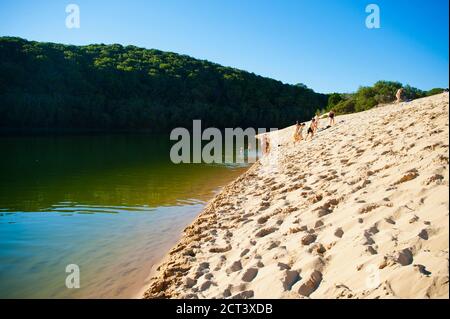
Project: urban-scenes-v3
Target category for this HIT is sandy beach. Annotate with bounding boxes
[143,93,449,299]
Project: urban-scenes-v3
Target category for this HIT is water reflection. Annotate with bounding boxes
[0,134,249,298]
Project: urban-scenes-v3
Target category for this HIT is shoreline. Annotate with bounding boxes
[138,162,262,298]
[142,93,449,299]
[134,173,254,299]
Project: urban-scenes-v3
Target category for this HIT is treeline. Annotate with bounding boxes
[322,81,445,115]
[0,37,328,132]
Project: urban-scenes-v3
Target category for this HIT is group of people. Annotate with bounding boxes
[293,110,335,143]
[260,110,336,156]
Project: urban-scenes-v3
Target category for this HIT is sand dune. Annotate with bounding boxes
[143,92,449,299]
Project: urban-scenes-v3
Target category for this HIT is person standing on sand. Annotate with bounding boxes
[262,134,271,155]
[328,110,335,126]
[313,115,320,133]
[293,121,305,144]
[261,135,267,155]
[396,88,404,103]
[299,123,305,141]
[306,118,315,141]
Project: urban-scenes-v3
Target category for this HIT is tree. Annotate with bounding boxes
[327,93,344,110]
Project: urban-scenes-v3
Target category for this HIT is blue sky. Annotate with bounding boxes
[0,0,448,93]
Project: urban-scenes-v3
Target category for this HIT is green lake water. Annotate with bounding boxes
[0,134,251,298]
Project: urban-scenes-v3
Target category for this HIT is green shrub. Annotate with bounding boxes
[426,88,445,96]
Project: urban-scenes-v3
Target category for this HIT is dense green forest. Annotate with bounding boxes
[0,37,444,132]
[0,37,328,132]
[322,81,445,115]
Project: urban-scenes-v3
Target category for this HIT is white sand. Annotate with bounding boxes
[143,93,449,299]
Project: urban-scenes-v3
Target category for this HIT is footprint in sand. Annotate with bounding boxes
[297,270,323,297]
[309,243,326,255]
[314,220,324,228]
[282,270,301,291]
[184,277,197,288]
[231,290,254,299]
[241,268,258,282]
[314,198,339,217]
[393,169,419,185]
[277,262,291,270]
[200,280,213,291]
[259,201,271,211]
[301,233,317,245]
[255,227,278,238]
[227,260,243,273]
[358,203,380,214]
[361,230,375,246]
[366,246,378,255]
[263,240,280,250]
[414,264,432,276]
[409,215,420,223]
[257,215,270,224]
[240,248,250,257]
[334,227,344,238]
[394,248,414,266]
[209,245,232,253]
[418,229,429,240]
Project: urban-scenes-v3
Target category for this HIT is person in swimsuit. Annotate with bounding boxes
[293,121,305,144]
[262,134,271,155]
[329,110,335,126]
[313,115,320,133]
[265,135,271,154]
[306,118,315,141]
[396,88,404,103]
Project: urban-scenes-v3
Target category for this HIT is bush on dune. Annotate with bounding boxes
[326,80,444,115]
[426,88,445,96]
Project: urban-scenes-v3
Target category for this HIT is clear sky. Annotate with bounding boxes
[0,0,448,93]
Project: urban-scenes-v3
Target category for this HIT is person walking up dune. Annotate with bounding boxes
[262,134,271,155]
[396,88,404,103]
[329,110,335,126]
[306,118,315,141]
[293,121,305,144]
[313,115,320,133]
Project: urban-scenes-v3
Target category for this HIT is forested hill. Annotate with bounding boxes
[0,37,328,132]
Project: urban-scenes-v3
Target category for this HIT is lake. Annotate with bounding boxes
[0,134,252,298]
